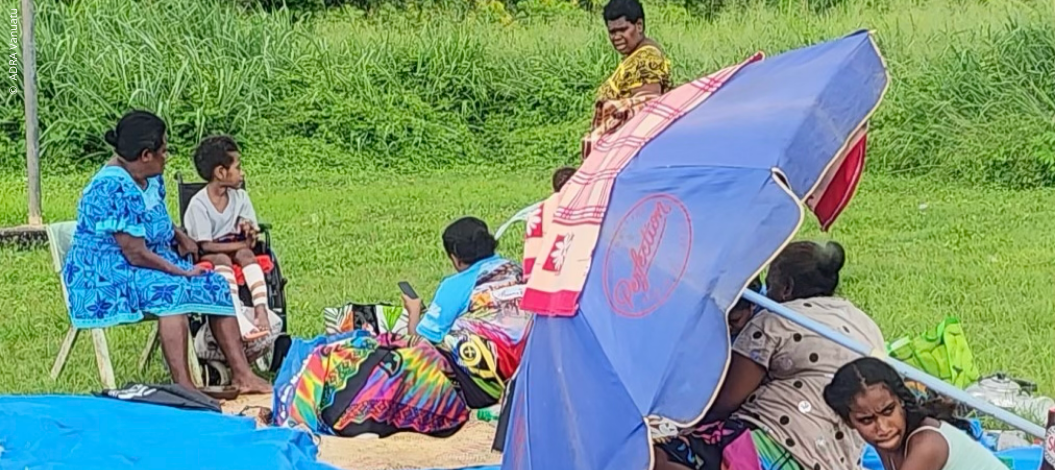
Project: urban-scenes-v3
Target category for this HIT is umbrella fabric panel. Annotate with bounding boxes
[0,395,336,470]
[578,168,802,422]
[504,312,652,470]
[635,29,887,201]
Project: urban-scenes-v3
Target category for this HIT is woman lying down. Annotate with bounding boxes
[273,217,530,437]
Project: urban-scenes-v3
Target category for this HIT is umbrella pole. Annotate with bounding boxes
[741,290,1045,439]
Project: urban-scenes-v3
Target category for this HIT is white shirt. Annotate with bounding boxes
[184,187,258,242]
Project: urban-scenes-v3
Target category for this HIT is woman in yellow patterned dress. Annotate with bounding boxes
[583,0,673,159]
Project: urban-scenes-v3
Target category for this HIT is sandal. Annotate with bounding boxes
[242,328,270,342]
[200,385,240,401]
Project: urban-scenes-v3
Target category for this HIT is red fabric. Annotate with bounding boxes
[497,339,522,380]
[805,126,868,231]
[195,254,274,286]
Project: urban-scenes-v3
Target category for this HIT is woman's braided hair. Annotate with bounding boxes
[823,357,973,439]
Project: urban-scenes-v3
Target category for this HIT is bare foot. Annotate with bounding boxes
[233,374,272,395]
[253,306,271,333]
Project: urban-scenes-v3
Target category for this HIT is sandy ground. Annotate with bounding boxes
[221,394,501,470]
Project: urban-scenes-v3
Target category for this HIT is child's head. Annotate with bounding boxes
[194,135,243,186]
[552,166,576,193]
[823,357,970,452]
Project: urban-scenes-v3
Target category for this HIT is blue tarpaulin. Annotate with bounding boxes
[0,395,339,470]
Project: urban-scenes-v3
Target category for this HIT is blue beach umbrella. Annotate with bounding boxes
[503,31,889,470]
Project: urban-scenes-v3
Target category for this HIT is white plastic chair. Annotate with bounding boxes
[494,200,544,242]
[47,221,202,389]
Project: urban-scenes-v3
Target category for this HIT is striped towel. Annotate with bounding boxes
[520,53,764,317]
[522,192,560,282]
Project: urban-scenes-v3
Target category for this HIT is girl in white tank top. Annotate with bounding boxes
[823,357,1008,470]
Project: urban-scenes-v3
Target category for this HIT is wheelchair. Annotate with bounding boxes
[174,173,291,378]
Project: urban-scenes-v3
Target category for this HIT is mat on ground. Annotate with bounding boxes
[0,395,339,470]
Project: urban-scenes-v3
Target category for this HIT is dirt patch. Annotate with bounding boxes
[221,394,501,470]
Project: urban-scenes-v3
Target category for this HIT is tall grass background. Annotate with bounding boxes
[1,0,1053,187]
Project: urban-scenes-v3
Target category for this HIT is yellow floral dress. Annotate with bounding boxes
[583,44,672,159]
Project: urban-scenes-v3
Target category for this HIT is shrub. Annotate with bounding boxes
[2,0,1053,187]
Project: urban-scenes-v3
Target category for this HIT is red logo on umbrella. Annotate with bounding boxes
[603,194,692,318]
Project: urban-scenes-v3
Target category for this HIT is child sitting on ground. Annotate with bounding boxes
[185,135,271,341]
[552,166,576,192]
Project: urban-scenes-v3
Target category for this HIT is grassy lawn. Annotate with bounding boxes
[0,170,1052,395]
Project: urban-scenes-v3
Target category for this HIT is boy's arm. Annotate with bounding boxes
[239,190,259,229]
[186,202,251,255]
[200,240,253,255]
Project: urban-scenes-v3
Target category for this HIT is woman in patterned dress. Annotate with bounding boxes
[62,110,270,394]
[583,0,673,159]
[655,241,886,470]
[274,217,530,438]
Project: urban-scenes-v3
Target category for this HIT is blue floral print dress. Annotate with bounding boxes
[62,166,236,329]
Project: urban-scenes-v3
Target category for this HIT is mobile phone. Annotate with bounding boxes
[398,281,419,300]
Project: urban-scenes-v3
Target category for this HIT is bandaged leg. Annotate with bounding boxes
[210,264,258,340]
[241,262,271,334]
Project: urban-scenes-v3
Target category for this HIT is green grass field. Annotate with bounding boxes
[1,170,1052,395]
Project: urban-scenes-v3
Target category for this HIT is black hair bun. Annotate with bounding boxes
[472,226,498,253]
[817,240,846,275]
[104,129,118,148]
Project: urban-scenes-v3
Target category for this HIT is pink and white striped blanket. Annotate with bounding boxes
[520,53,764,317]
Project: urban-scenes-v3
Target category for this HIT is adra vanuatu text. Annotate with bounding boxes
[8,9,17,93]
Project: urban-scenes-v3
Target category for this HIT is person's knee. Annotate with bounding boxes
[158,314,189,329]
[204,253,233,267]
[233,248,256,267]
[209,314,227,324]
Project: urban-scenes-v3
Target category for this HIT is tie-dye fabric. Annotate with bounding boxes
[274,330,468,437]
[274,258,529,437]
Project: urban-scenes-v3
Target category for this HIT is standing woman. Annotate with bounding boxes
[62,110,270,394]
[582,0,672,159]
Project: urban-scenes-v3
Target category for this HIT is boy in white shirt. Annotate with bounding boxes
[185,136,270,341]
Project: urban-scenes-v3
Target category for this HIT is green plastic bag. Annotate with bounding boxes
[886,317,980,389]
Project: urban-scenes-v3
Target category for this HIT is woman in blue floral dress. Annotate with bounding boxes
[63,110,270,393]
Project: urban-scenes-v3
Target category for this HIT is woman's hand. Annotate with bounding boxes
[116,232,194,276]
[174,230,199,258]
[182,266,207,277]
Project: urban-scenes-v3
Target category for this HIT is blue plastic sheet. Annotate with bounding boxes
[0,395,339,470]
